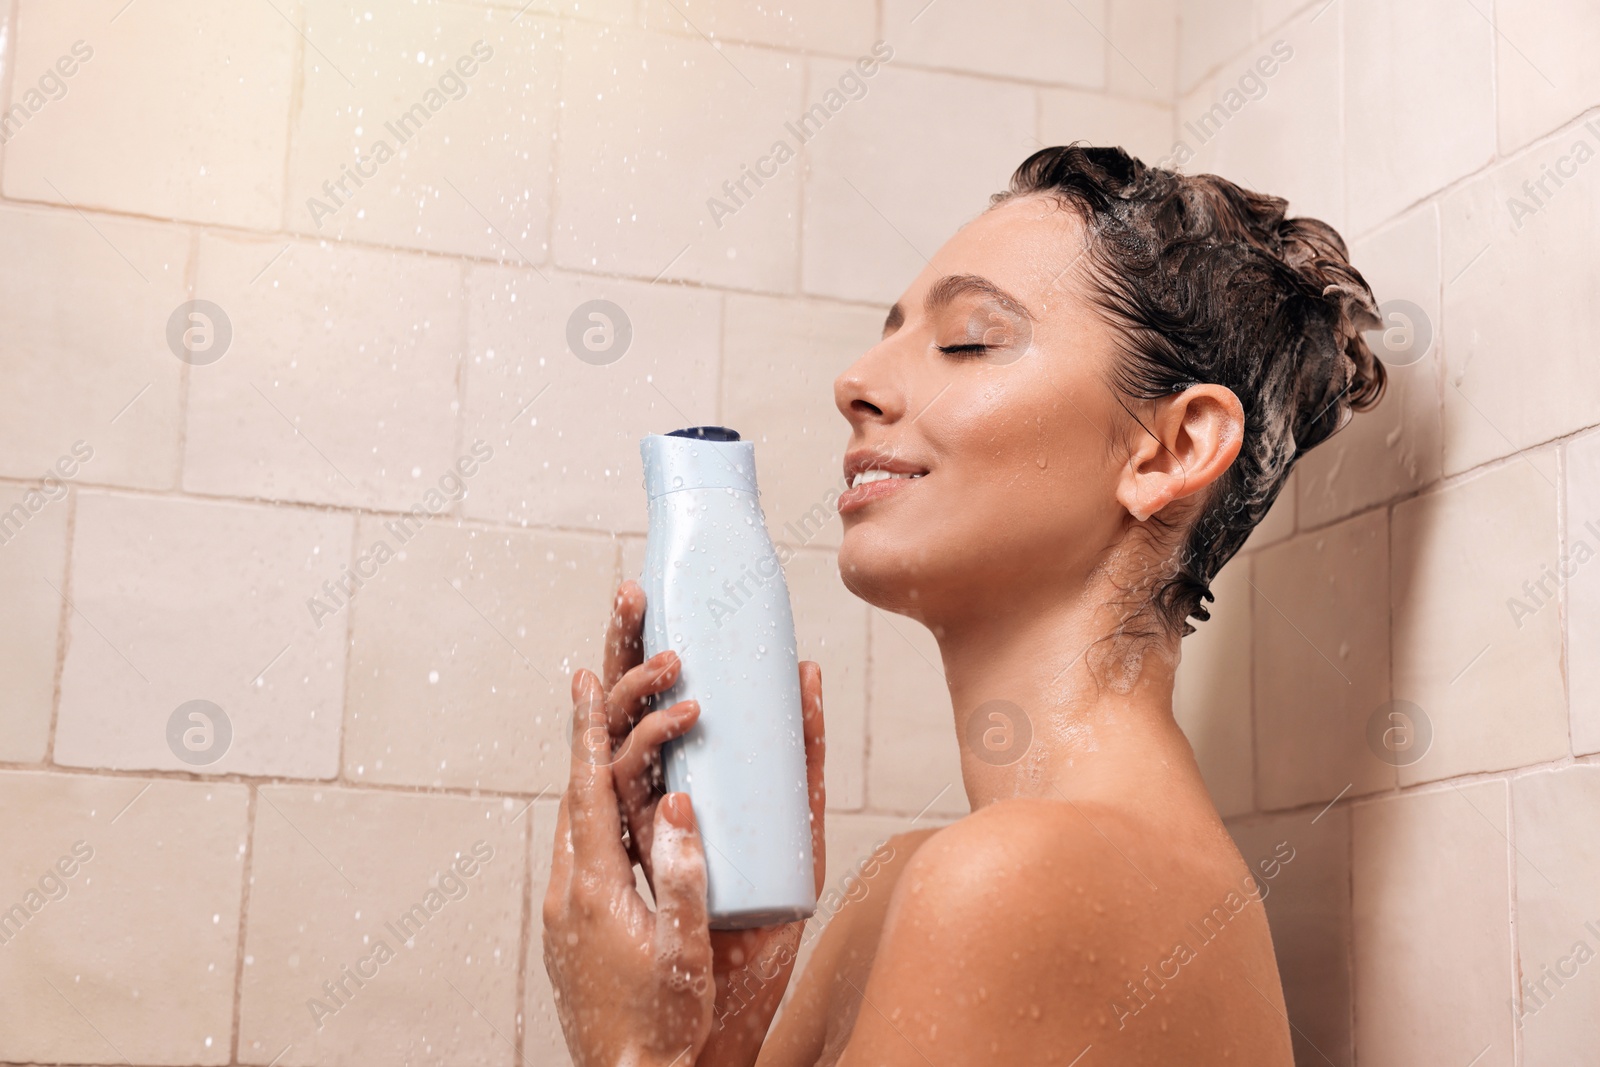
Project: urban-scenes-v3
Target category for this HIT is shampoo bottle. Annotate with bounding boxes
[639,426,816,929]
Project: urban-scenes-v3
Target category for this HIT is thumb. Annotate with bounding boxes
[651,794,712,985]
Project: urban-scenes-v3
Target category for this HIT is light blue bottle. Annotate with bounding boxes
[639,427,816,929]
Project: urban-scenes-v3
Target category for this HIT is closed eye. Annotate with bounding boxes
[937,343,990,358]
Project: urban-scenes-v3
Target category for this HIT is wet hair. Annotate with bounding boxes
[991,145,1385,637]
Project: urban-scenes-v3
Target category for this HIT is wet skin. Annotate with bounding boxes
[543,196,1295,1066]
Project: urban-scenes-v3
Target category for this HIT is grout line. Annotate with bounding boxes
[1505,774,1524,1067]
[451,257,472,521]
[1285,435,1579,542]
[0,756,884,815]
[513,779,537,1067]
[794,53,811,297]
[714,290,728,424]
[0,188,911,313]
[174,226,201,490]
[545,17,565,278]
[333,510,361,787]
[228,785,259,1066]
[0,472,863,553]
[1557,440,1575,761]
[1224,749,1600,828]
[0,0,18,178]
[42,484,78,765]
[278,0,307,237]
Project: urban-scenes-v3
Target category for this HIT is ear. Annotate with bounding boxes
[1115,384,1244,522]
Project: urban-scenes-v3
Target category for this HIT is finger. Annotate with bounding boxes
[799,661,827,896]
[651,793,713,981]
[549,791,574,890]
[603,581,648,690]
[613,700,700,869]
[567,669,633,882]
[606,649,682,737]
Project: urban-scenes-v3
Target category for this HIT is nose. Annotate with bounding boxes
[834,340,906,430]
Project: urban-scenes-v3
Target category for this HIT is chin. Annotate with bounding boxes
[836,520,944,622]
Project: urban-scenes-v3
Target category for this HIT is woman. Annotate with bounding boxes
[542,145,1384,1066]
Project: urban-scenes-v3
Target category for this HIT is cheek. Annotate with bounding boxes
[926,375,1120,547]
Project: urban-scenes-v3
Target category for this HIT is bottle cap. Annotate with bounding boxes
[666,426,741,442]
[641,429,758,498]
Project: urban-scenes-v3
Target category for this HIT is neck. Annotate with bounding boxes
[928,582,1188,810]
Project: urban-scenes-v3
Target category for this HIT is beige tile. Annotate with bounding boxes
[1351,782,1513,1067]
[1243,468,1297,552]
[0,772,248,1066]
[0,481,70,762]
[1254,509,1394,809]
[1108,0,1177,104]
[1173,559,1254,817]
[237,785,526,1067]
[1391,461,1566,784]
[1229,807,1352,1067]
[1495,0,1600,154]
[286,3,560,259]
[0,204,187,491]
[1178,7,1344,234]
[1177,0,1254,93]
[882,0,1106,88]
[525,800,573,1067]
[1343,0,1494,236]
[1038,88,1174,166]
[1439,118,1600,475]
[1511,765,1600,1061]
[784,549,867,811]
[721,294,879,551]
[867,609,966,817]
[1567,429,1600,755]
[461,266,719,531]
[54,490,351,778]
[801,62,1034,304]
[620,535,647,588]
[344,517,615,793]
[4,0,294,229]
[183,234,464,511]
[1255,0,1316,35]
[1298,205,1443,527]
[553,24,805,293]
[472,0,631,22]
[641,0,875,54]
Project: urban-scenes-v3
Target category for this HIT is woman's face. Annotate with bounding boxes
[833,195,1137,625]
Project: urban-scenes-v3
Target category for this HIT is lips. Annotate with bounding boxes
[839,448,929,515]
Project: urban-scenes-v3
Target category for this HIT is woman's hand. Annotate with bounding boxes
[542,581,828,1067]
[542,656,712,1067]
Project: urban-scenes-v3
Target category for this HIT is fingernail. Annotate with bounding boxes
[664,792,693,826]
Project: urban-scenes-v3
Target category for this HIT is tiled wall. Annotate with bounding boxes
[0,1,1175,1064]
[1170,1,1600,1064]
[1,0,1593,1065]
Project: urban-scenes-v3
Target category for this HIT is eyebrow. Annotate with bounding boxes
[882,273,1036,334]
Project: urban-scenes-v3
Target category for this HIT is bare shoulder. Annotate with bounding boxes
[833,797,1296,1066]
